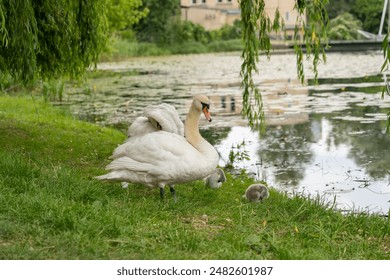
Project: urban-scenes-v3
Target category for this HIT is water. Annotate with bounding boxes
[63,52,390,215]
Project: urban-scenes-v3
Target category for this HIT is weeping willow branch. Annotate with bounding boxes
[240,0,260,130]
[240,0,284,130]
[0,2,9,46]
[294,0,329,83]
[0,0,107,83]
[239,0,329,130]
[380,32,390,133]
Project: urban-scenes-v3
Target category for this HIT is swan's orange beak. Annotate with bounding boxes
[203,107,212,122]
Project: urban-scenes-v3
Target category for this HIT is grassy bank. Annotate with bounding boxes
[99,36,243,61]
[0,93,389,259]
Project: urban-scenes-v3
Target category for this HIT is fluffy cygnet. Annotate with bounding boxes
[205,168,226,189]
[244,183,269,202]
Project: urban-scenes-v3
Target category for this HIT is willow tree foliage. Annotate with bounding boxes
[381,33,390,133]
[240,0,390,132]
[240,0,329,129]
[0,0,107,83]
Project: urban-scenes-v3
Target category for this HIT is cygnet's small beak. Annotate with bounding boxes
[203,107,212,122]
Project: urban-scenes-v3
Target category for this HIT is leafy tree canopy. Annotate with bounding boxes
[351,0,383,34]
[105,0,149,32]
[325,0,354,19]
[133,0,180,44]
[328,12,363,40]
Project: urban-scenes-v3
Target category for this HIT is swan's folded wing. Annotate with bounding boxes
[144,103,184,136]
[127,117,157,138]
[108,131,211,181]
[111,132,195,160]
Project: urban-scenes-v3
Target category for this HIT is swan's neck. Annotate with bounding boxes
[184,104,203,148]
[184,100,219,173]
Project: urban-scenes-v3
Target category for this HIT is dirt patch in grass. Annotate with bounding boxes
[182,214,225,239]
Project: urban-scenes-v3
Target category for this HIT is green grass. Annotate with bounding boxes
[0,93,389,259]
[99,37,243,61]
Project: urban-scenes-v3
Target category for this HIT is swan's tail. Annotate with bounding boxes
[94,170,130,182]
[106,157,150,172]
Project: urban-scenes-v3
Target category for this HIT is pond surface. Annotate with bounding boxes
[64,52,390,215]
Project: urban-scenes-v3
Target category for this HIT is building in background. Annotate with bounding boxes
[180,0,240,30]
[180,0,302,39]
[264,0,301,40]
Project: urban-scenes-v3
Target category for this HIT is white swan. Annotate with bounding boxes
[205,168,226,189]
[96,95,219,198]
[124,102,222,192]
[121,103,184,189]
[244,183,270,202]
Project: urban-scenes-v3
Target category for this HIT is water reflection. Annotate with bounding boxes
[63,52,390,215]
[215,115,390,214]
[259,122,315,187]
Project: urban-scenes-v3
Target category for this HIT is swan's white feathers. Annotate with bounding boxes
[95,170,135,182]
[144,103,184,136]
[127,103,184,138]
[105,157,153,172]
[127,117,156,138]
[97,95,219,190]
[101,131,218,187]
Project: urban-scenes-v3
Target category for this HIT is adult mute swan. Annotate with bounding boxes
[124,101,224,192]
[96,95,219,199]
[121,102,184,189]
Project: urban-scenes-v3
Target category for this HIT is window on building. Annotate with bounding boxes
[230,96,235,112]
[218,0,222,3]
[192,0,197,4]
[285,12,290,21]
[202,0,206,3]
[221,96,226,109]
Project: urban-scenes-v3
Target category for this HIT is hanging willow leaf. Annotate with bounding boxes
[0,2,8,47]
[293,0,329,84]
[380,31,390,131]
[387,112,390,133]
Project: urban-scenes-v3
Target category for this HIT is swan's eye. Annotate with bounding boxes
[201,102,210,110]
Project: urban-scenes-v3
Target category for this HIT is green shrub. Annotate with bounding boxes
[167,41,208,54]
[328,12,363,40]
[208,39,243,52]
